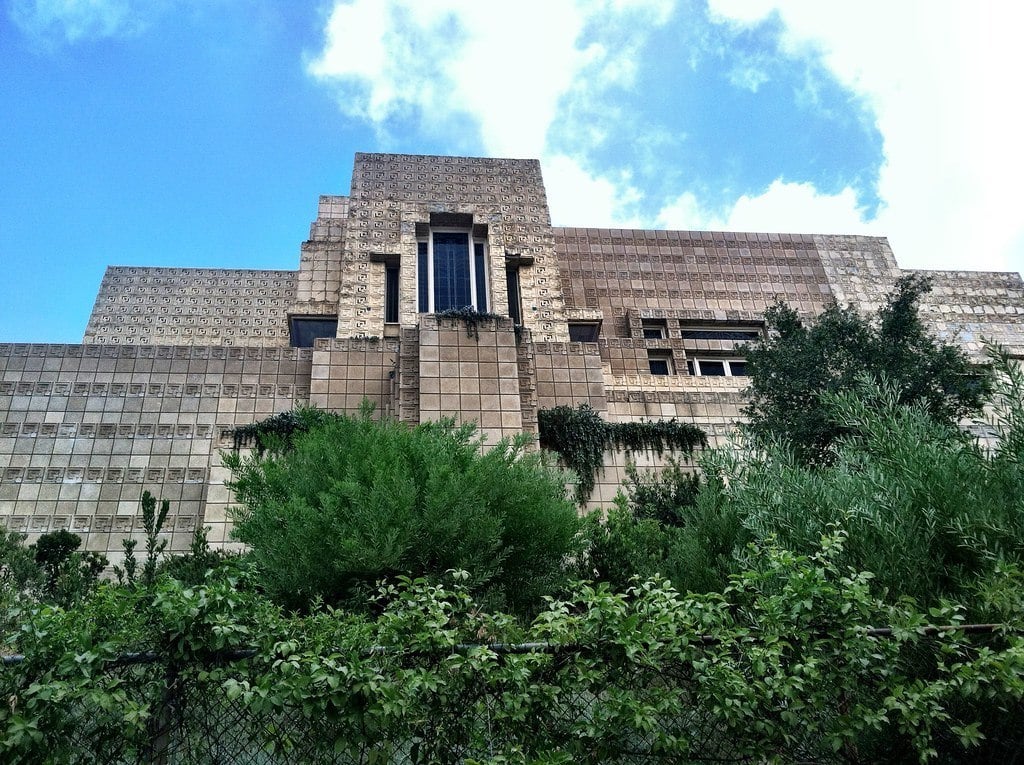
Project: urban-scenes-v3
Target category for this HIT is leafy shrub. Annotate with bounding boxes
[743,274,991,464]
[689,370,1024,616]
[225,408,580,614]
[578,460,741,594]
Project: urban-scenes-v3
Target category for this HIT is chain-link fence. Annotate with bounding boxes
[4,629,1023,764]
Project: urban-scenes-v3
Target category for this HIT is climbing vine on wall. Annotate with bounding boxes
[537,404,707,504]
[231,408,336,454]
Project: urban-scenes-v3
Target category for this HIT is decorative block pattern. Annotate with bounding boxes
[555,228,835,331]
[85,267,296,346]
[0,344,311,556]
[333,154,568,341]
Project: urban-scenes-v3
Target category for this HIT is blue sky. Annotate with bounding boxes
[2,0,1022,343]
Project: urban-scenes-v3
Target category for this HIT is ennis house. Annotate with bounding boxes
[2,153,1023,557]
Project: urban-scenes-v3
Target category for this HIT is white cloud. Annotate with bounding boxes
[657,181,869,237]
[544,154,643,229]
[10,0,160,42]
[308,0,675,157]
[720,181,868,235]
[707,0,1024,273]
[656,190,717,231]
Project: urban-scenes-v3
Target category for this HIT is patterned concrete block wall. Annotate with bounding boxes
[333,154,569,341]
[292,195,348,312]
[415,315,523,444]
[813,235,900,313]
[308,337,399,414]
[555,228,836,334]
[0,344,311,557]
[531,342,606,411]
[85,267,297,347]
[916,269,1024,356]
[584,381,746,509]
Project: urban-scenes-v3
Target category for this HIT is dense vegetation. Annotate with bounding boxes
[225,407,580,615]
[1,284,1023,760]
[742,274,991,464]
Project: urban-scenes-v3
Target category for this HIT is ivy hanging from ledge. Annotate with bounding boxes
[434,307,504,339]
[537,403,707,505]
[231,408,336,454]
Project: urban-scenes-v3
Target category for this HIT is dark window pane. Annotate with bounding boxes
[648,350,672,375]
[385,266,399,323]
[433,232,471,311]
[569,323,599,342]
[474,241,487,312]
[643,328,664,339]
[417,241,429,312]
[729,361,747,376]
[290,317,338,348]
[699,360,726,376]
[680,329,761,341]
[506,268,522,324]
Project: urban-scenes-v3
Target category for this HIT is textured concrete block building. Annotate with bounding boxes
[3,152,1023,558]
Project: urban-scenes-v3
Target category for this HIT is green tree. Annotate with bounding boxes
[225,408,580,614]
[683,356,1024,615]
[742,274,990,464]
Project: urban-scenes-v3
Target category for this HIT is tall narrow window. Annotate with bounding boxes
[417,241,429,313]
[506,267,522,325]
[385,265,399,323]
[417,230,488,313]
[433,232,472,311]
[474,242,488,312]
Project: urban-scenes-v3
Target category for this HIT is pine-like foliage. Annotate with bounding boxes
[225,409,580,614]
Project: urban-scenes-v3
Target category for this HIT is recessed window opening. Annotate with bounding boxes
[568,322,600,342]
[506,267,523,325]
[687,358,747,376]
[641,319,667,340]
[417,229,488,313]
[385,265,399,323]
[680,325,761,341]
[289,316,338,348]
[647,350,674,375]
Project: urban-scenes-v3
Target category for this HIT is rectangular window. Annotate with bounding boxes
[506,267,522,325]
[568,322,600,342]
[641,319,667,340]
[687,358,747,376]
[417,230,488,313]
[289,317,338,348]
[417,241,429,313]
[680,325,761,341]
[647,350,674,375]
[385,265,399,323]
[474,242,488,313]
[433,232,472,311]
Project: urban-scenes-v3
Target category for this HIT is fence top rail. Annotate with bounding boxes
[0,623,1012,667]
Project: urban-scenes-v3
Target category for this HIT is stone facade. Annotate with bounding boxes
[3,152,1023,558]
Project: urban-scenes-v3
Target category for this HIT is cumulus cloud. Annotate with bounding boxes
[10,0,162,43]
[307,0,1023,274]
[544,154,643,229]
[308,0,675,158]
[707,0,1024,273]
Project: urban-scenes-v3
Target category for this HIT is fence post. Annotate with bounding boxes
[147,660,180,764]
